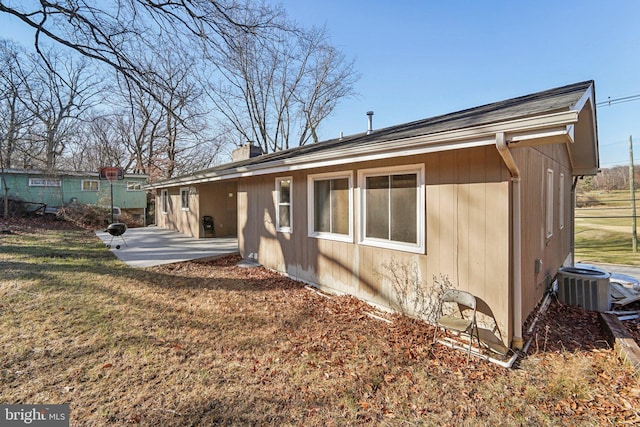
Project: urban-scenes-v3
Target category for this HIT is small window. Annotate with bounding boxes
[180,188,190,210]
[28,178,61,187]
[127,181,142,191]
[308,172,352,241]
[546,169,554,239]
[276,177,292,233]
[161,189,169,214]
[359,165,425,253]
[81,180,99,191]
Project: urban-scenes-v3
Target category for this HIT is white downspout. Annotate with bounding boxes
[496,132,523,350]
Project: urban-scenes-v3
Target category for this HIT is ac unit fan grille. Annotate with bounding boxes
[557,269,610,312]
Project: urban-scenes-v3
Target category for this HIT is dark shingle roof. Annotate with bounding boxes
[152,80,596,187]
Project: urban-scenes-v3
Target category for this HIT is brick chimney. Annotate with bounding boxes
[232,143,263,162]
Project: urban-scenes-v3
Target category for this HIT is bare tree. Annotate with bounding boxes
[207,23,358,153]
[113,83,164,177]
[0,40,33,168]
[149,47,210,178]
[59,114,126,172]
[293,32,359,146]
[0,1,359,174]
[0,0,285,116]
[20,48,102,170]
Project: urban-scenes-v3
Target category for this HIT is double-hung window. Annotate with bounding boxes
[180,187,190,210]
[82,180,99,191]
[161,189,169,214]
[359,165,425,253]
[546,169,554,239]
[276,177,292,233]
[308,172,352,242]
[127,181,142,191]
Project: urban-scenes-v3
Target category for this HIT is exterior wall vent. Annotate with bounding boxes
[556,266,611,312]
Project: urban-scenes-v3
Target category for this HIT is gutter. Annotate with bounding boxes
[496,132,524,350]
[146,110,579,190]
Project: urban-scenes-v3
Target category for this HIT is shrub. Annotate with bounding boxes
[58,204,143,229]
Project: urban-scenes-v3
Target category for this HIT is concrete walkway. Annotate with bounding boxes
[95,226,238,268]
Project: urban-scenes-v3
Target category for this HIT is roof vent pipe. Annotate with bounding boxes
[366,111,374,135]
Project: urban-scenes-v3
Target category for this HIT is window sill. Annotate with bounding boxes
[309,232,353,243]
[359,237,425,254]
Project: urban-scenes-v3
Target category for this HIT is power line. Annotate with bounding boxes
[597,93,640,107]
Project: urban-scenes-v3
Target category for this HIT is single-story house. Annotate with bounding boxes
[147,81,599,350]
[1,168,148,217]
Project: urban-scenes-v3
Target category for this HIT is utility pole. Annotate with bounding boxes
[630,135,637,252]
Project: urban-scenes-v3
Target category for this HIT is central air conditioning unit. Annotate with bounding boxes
[556,266,611,312]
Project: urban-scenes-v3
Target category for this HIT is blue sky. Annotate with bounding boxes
[278,0,640,168]
[2,1,639,168]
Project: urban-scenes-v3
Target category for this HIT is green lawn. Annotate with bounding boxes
[575,190,640,265]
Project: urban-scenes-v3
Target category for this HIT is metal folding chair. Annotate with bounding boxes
[433,289,480,362]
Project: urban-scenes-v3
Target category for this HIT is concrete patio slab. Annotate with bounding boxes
[95,226,238,268]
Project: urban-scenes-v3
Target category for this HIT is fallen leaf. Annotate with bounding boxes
[101,363,113,369]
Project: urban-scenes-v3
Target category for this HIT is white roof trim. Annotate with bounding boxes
[571,82,595,113]
[149,110,581,188]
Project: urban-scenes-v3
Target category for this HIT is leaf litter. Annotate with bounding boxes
[1,218,640,426]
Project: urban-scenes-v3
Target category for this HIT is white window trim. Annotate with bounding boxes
[546,169,554,239]
[28,178,61,187]
[307,171,353,243]
[81,179,99,191]
[275,176,293,233]
[161,189,169,214]
[357,164,425,254]
[180,187,190,211]
[127,181,142,191]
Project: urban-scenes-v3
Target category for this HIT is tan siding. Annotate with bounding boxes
[198,181,238,237]
[240,145,513,345]
[153,187,200,237]
[514,144,573,321]
[425,148,510,342]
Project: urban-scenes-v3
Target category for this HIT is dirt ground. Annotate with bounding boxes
[2,216,640,426]
[3,214,639,349]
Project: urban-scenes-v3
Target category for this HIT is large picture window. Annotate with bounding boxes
[276,177,292,233]
[308,172,352,241]
[359,165,425,253]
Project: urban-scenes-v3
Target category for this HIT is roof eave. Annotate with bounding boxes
[567,82,599,176]
[147,110,581,189]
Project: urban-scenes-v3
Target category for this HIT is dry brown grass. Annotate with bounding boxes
[2,220,640,426]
